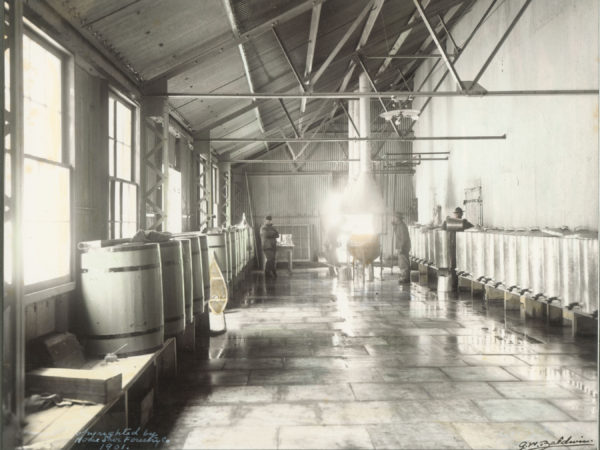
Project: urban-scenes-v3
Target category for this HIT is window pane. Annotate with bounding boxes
[116,100,131,147]
[23,159,70,285]
[122,182,137,227]
[108,97,115,139]
[23,35,62,162]
[116,142,131,180]
[167,168,182,232]
[108,138,115,177]
[114,181,121,223]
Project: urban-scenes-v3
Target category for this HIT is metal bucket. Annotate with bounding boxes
[158,240,186,337]
[79,243,164,356]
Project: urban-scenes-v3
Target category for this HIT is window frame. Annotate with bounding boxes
[108,90,138,239]
[22,25,74,296]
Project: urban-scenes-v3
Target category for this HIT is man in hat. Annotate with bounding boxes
[442,207,474,231]
[392,212,411,283]
[260,215,280,278]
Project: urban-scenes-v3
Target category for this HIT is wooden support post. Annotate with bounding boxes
[471,281,485,298]
[485,285,504,303]
[504,291,521,311]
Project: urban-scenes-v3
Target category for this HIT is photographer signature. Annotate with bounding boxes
[519,435,594,450]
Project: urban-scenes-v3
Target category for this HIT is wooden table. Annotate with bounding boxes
[277,244,294,272]
[22,338,176,449]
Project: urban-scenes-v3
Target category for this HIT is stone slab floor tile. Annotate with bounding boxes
[421,381,502,400]
[474,399,572,422]
[393,399,488,423]
[182,426,278,449]
[367,423,471,449]
[441,366,519,381]
[199,385,279,404]
[379,367,450,383]
[549,398,599,421]
[318,401,400,425]
[461,354,528,366]
[350,382,431,401]
[453,422,557,449]
[233,403,320,427]
[279,384,356,402]
[490,381,585,399]
[278,425,374,449]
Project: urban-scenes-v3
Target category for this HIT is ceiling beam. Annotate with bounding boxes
[146,0,327,83]
[412,0,464,90]
[300,3,322,116]
[311,1,374,86]
[193,101,260,135]
[375,0,431,77]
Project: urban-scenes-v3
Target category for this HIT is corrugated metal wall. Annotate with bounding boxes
[231,101,416,262]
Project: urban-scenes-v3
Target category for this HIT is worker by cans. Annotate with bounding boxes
[392,212,411,283]
[442,206,474,231]
[260,215,280,278]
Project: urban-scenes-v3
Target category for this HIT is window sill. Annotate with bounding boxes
[24,281,75,305]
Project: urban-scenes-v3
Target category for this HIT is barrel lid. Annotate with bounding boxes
[82,242,159,253]
[158,240,181,248]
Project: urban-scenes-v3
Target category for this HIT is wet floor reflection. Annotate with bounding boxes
[148,269,598,449]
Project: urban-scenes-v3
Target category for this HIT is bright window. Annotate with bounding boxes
[108,93,137,238]
[212,165,219,227]
[197,156,207,229]
[22,32,71,288]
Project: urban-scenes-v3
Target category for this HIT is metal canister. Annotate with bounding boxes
[492,231,505,285]
[542,235,561,300]
[483,230,496,282]
[434,229,451,269]
[527,231,547,297]
[560,235,581,307]
[515,231,530,292]
[470,230,486,281]
[503,230,519,289]
[455,232,468,275]
[577,232,598,314]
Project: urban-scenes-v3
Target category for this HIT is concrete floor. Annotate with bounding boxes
[149,270,598,450]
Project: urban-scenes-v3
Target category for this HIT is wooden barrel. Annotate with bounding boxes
[239,228,247,269]
[79,243,164,356]
[173,237,194,324]
[199,234,210,308]
[174,233,204,315]
[158,240,185,337]
[232,229,240,277]
[206,232,228,285]
[224,230,233,282]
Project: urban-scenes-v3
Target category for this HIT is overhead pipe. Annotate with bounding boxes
[197,135,507,142]
[156,90,597,99]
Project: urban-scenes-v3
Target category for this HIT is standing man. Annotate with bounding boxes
[392,212,411,283]
[442,207,474,231]
[260,215,280,278]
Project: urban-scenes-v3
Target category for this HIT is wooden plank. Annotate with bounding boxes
[27,368,122,404]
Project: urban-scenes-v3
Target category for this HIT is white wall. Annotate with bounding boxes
[413,0,598,229]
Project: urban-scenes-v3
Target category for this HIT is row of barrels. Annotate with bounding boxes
[408,226,453,269]
[455,229,598,315]
[78,227,255,357]
[408,225,599,315]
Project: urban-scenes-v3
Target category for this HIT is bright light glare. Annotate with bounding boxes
[167,168,182,232]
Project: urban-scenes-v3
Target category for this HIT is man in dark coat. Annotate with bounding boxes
[392,212,411,283]
[260,215,280,278]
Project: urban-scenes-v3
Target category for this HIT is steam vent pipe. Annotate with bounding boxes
[359,72,371,174]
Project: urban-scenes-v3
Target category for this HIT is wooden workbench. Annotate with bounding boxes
[21,338,176,449]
